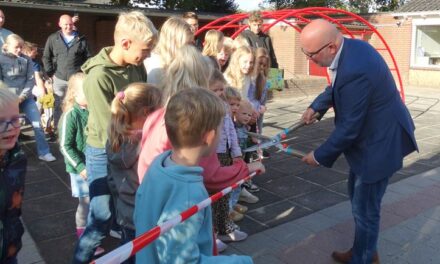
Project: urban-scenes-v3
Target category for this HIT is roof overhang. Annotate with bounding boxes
[392,10,440,18]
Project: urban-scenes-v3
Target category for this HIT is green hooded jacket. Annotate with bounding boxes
[81,47,147,148]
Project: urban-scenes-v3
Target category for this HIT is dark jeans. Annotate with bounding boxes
[72,145,112,264]
[348,171,389,264]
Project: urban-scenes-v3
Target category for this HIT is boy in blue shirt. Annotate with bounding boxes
[135,88,253,263]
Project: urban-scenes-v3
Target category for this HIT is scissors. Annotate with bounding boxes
[243,113,320,159]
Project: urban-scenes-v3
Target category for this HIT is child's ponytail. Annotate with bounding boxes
[109,83,162,152]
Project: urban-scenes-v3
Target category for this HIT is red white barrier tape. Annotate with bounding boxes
[91,171,259,264]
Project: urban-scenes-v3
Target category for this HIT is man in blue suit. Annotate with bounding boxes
[300,20,418,263]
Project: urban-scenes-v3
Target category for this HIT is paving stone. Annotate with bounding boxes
[247,201,311,227]
[290,189,347,211]
[229,232,286,258]
[326,180,349,196]
[296,167,347,187]
[399,161,436,176]
[236,217,268,236]
[26,211,76,243]
[262,158,312,178]
[293,212,340,233]
[22,191,77,221]
[381,225,430,247]
[24,178,67,201]
[243,188,282,211]
[253,254,286,264]
[265,175,321,200]
[318,202,352,222]
[264,221,314,245]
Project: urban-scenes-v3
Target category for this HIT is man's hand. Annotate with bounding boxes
[302,151,319,167]
[302,108,318,125]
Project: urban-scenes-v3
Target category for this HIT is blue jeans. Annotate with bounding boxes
[20,98,50,156]
[348,171,389,264]
[72,145,112,264]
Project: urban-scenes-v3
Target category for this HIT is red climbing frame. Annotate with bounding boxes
[196,7,405,101]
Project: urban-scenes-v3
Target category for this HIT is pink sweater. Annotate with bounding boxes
[137,108,250,192]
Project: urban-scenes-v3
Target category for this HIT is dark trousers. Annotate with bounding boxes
[348,171,389,264]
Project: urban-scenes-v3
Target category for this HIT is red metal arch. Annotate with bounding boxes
[197,8,405,101]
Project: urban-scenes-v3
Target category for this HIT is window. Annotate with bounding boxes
[411,18,440,68]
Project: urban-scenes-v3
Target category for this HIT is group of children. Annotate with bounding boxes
[0,9,273,264]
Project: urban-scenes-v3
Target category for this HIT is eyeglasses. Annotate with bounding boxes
[0,115,25,133]
[301,42,332,58]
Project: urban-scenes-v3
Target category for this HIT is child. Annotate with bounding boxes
[0,86,27,264]
[208,70,247,251]
[106,83,161,264]
[144,17,193,86]
[234,100,261,203]
[224,46,255,103]
[135,88,253,264]
[21,41,46,107]
[202,29,224,70]
[217,37,233,72]
[250,47,270,159]
[58,73,105,255]
[0,34,56,162]
[72,11,158,263]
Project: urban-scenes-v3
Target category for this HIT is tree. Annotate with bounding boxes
[124,0,238,12]
[262,0,407,12]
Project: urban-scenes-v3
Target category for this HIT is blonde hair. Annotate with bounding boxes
[239,99,253,113]
[224,46,254,90]
[109,83,162,152]
[224,86,241,101]
[248,11,263,23]
[162,45,213,103]
[165,88,225,149]
[223,37,233,55]
[232,34,250,52]
[22,41,38,54]
[209,69,226,86]
[114,11,158,44]
[254,47,270,100]
[0,82,19,109]
[154,17,193,69]
[62,72,85,112]
[2,34,24,53]
[202,30,224,57]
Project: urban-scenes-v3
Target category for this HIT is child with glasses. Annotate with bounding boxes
[0,86,27,264]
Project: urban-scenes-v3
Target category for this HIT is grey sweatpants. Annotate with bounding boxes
[53,76,68,130]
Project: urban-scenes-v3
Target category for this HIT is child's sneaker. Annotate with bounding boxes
[233,204,248,214]
[216,238,228,252]
[229,210,244,222]
[218,229,248,242]
[109,229,122,239]
[243,181,260,193]
[39,153,56,162]
[239,188,259,204]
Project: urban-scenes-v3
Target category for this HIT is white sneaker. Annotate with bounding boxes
[216,238,228,253]
[38,153,56,162]
[239,188,259,204]
[218,229,248,242]
[109,229,122,239]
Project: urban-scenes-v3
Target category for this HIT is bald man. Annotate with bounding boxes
[43,14,91,133]
[0,9,13,49]
[300,19,417,264]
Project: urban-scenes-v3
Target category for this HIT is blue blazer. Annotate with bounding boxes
[310,38,418,183]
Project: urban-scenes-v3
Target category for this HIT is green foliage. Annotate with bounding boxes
[263,0,407,12]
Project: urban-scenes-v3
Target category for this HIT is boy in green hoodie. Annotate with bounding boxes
[72,11,157,263]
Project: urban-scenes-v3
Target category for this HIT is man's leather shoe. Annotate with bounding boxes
[331,249,380,264]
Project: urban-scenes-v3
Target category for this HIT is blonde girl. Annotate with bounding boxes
[217,37,233,72]
[0,34,56,162]
[224,46,255,100]
[252,47,270,135]
[58,73,106,253]
[232,34,250,51]
[202,29,224,69]
[161,44,213,103]
[106,83,161,260]
[144,17,194,86]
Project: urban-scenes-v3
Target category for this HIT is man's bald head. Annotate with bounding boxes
[300,19,343,67]
[58,14,74,36]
